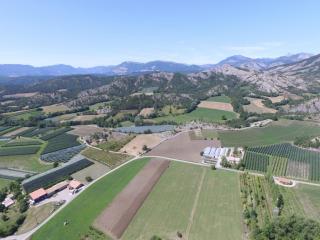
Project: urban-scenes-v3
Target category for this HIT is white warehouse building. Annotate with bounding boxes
[202,147,229,165]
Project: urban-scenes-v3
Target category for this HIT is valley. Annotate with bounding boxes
[1,53,320,240]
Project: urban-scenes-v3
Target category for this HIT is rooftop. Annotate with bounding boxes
[29,188,47,200]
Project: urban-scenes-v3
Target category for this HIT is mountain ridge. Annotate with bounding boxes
[0,53,313,77]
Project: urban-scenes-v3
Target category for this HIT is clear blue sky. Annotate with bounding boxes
[1,0,319,66]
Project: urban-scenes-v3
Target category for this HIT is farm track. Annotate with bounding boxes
[185,168,206,239]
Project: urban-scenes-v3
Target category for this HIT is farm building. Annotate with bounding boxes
[29,188,47,203]
[276,177,293,186]
[46,181,69,197]
[2,194,15,208]
[69,180,83,190]
[202,147,229,164]
[22,155,92,193]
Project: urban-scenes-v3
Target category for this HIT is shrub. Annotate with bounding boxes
[85,176,93,182]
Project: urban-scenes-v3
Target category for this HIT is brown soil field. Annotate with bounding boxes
[42,104,70,113]
[244,98,277,114]
[120,134,163,156]
[146,132,220,163]
[3,92,38,99]
[69,125,105,137]
[3,127,30,137]
[197,101,234,112]
[139,107,154,117]
[93,159,170,239]
[268,95,285,103]
[71,114,106,122]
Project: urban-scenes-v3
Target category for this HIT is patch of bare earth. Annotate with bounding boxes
[93,159,170,239]
[197,101,234,112]
[69,124,106,137]
[244,98,277,114]
[42,103,70,113]
[139,107,154,117]
[268,95,285,103]
[3,127,30,137]
[120,134,163,156]
[146,132,220,163]
[3,92,38,99]
[71,114,106,121]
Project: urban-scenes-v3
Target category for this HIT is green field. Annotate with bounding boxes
[31,158,149,240]
[0,178,12,189]
[97,135,135,151]
[89,101,111,110]
[123,162,243,240]
[160,105,185,115]
[0,145,41,156]
[207,95,231,103]
[8,109,43,121]
[3,138,42,147]
[0,126,19,136]
[82,148,131,168]
[0,154,51,172]
[153,108,237,124]
[219,119,320,147]
[287,184,320,220]
[189,129,218,140]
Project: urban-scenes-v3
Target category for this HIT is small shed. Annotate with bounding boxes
[69,180,83,190]
[278,177,292,185]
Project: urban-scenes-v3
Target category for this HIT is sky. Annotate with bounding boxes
[0,0,319,67]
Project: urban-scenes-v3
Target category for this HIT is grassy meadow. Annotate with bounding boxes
[152,107,237,124]
[218,119,320,147]
[123,162,243,240]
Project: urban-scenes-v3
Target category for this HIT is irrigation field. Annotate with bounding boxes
[243,143,320,181]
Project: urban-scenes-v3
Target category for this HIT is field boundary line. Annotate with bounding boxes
[185,168,206,239]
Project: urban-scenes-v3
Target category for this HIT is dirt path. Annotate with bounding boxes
[185,168,206,239]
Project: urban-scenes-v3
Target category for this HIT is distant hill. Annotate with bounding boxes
[214,53,314,70]
[0,53,313,77]
[211,53,320,92]
[0,61,203,77]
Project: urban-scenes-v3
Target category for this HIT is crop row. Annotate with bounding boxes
[40,127,72,141]
[3,140,42,147]
[40,144,86,163]
[0,145,41,156]
[243,151,269,172]
[247,143,320,181]
[42,133,80,154]
[22,127,54,137]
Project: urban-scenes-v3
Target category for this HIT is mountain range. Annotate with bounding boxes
[0,53,313,77]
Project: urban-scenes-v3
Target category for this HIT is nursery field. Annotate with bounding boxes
[243,143,320,181]
[42,133,80,154]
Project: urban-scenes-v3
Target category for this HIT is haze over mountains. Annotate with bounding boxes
[0,53,313,77]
